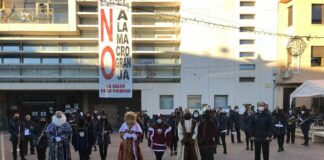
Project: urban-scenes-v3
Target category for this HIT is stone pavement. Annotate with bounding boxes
[1,132,324,160]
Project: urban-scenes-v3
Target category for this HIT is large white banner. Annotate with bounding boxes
[99,0,132,98]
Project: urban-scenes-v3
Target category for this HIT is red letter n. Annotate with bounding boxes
[101,8,113,42]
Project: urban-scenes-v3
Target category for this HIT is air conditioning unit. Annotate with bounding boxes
[155,34,175,39]
[279,66,294,79]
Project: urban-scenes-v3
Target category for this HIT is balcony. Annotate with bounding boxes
[77,0,98,6]
[77,12,98,18]
[132,0,180,7]
[0,8,54,24]
[0,64,98,83]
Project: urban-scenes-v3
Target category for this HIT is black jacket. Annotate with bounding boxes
[72,120,95,151]
[273,115,287,136]
[96,120,113,145]
[230,111,240,127]
[250,111,272,142]
[167,117,179,140]
[218,114,229,133]
[8,119,24,142]
[23,119,36,138]
[299,114,311,130]
[242,112,253,132]
[33,122,49,148]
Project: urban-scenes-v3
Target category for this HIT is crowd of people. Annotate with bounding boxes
[8,101,313,160]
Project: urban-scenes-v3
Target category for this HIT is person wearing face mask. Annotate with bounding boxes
[72,114,95,160]
[250,102,272,160]
[148,114,171,160]
[45,111,72,160]
[243,106,254,151]
[23,114,36,156]
[96,113,113,160]
[273,109,287,152]
[230,106,243,144]
[286,109,297,144]
[217,109,229,154]
[9,112,26,160]
[177,109,201,160]
[298,106,311,146]
[167,112,179,156]
[198,110,217,160]
[192,110,201,124]
[92,110,99,152]
[34,117,49,160]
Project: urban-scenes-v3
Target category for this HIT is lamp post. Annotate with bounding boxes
[272,71,279,111]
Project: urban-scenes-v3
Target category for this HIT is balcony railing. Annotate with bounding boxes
[0,8,54,24]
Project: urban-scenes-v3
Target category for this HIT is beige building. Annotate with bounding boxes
[276,0,324,111]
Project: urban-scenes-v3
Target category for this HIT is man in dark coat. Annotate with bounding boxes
[72,114,95,160]
[230,106,242,143]
[298,106,311,146]
[167,112,179,156]
[273,109,287,152]
[9,112,26,160]
[217,109,229,154]
[33,117,49,160]
[96,114,113,160]
[23,114,36,155]
[250,102,273,160]
[198,110,218,160]
[286,109,297,143]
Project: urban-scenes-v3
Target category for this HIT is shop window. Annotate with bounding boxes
[160,95,174,109]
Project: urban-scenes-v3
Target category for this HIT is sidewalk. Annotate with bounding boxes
[1,132,324,160]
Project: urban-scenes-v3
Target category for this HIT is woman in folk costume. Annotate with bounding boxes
[177,109,201,160]
[45,111,72,160]
[118,111,144,160]
[148,114,172,160]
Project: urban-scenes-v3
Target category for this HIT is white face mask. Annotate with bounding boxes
[289,111,292,114]
[301,111,305,114]
[194,113,199,117]
[235,109,239,112]
[157,119,162,124]
[258,107,264,112]
[97,116,101,120]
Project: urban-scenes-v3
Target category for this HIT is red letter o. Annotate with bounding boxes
[100,46,115,80]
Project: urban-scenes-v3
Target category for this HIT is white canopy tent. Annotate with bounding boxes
[290,80,324,107]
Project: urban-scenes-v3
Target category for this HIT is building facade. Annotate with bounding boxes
[276,0,324,111]
[0,0,278,129]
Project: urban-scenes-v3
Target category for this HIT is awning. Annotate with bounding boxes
[290,80,324,106]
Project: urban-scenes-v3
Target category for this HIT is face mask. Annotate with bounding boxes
[289,111,292,114]
[157,119,162,124]
[194,113,199,117]
[258,107,264,112]
[301,111,305,114]
[97,116,101,120]
[102,116,107,120]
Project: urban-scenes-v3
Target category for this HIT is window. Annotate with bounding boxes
[239,64,256,70]
[80,58,98,65]
[3,58,20,64]
[2,46,20,52]
[240,14,255,19]
[312,4,324,24]
[240,39,255,45]
[61,58,80,64]
[239,27,255,32]
[239,52,255,57]
[239,77,255,82]
[42,58,59,64]
[24,58,41,64]
[311,46,324,66]
[23,46,41,52]
[288,6,293,26]
[160,95,174,109]
[187,95,202,109]
[137,56,155,64]
[214,95,228,109]
[240,1,255,7]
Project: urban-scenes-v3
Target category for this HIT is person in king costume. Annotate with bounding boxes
[118,112,144,160]
[177,109,201,160]
[45,111,72,160]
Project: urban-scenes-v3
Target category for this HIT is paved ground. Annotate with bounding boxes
[1,132,324,160]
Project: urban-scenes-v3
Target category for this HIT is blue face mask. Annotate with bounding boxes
[157,119,162,124]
